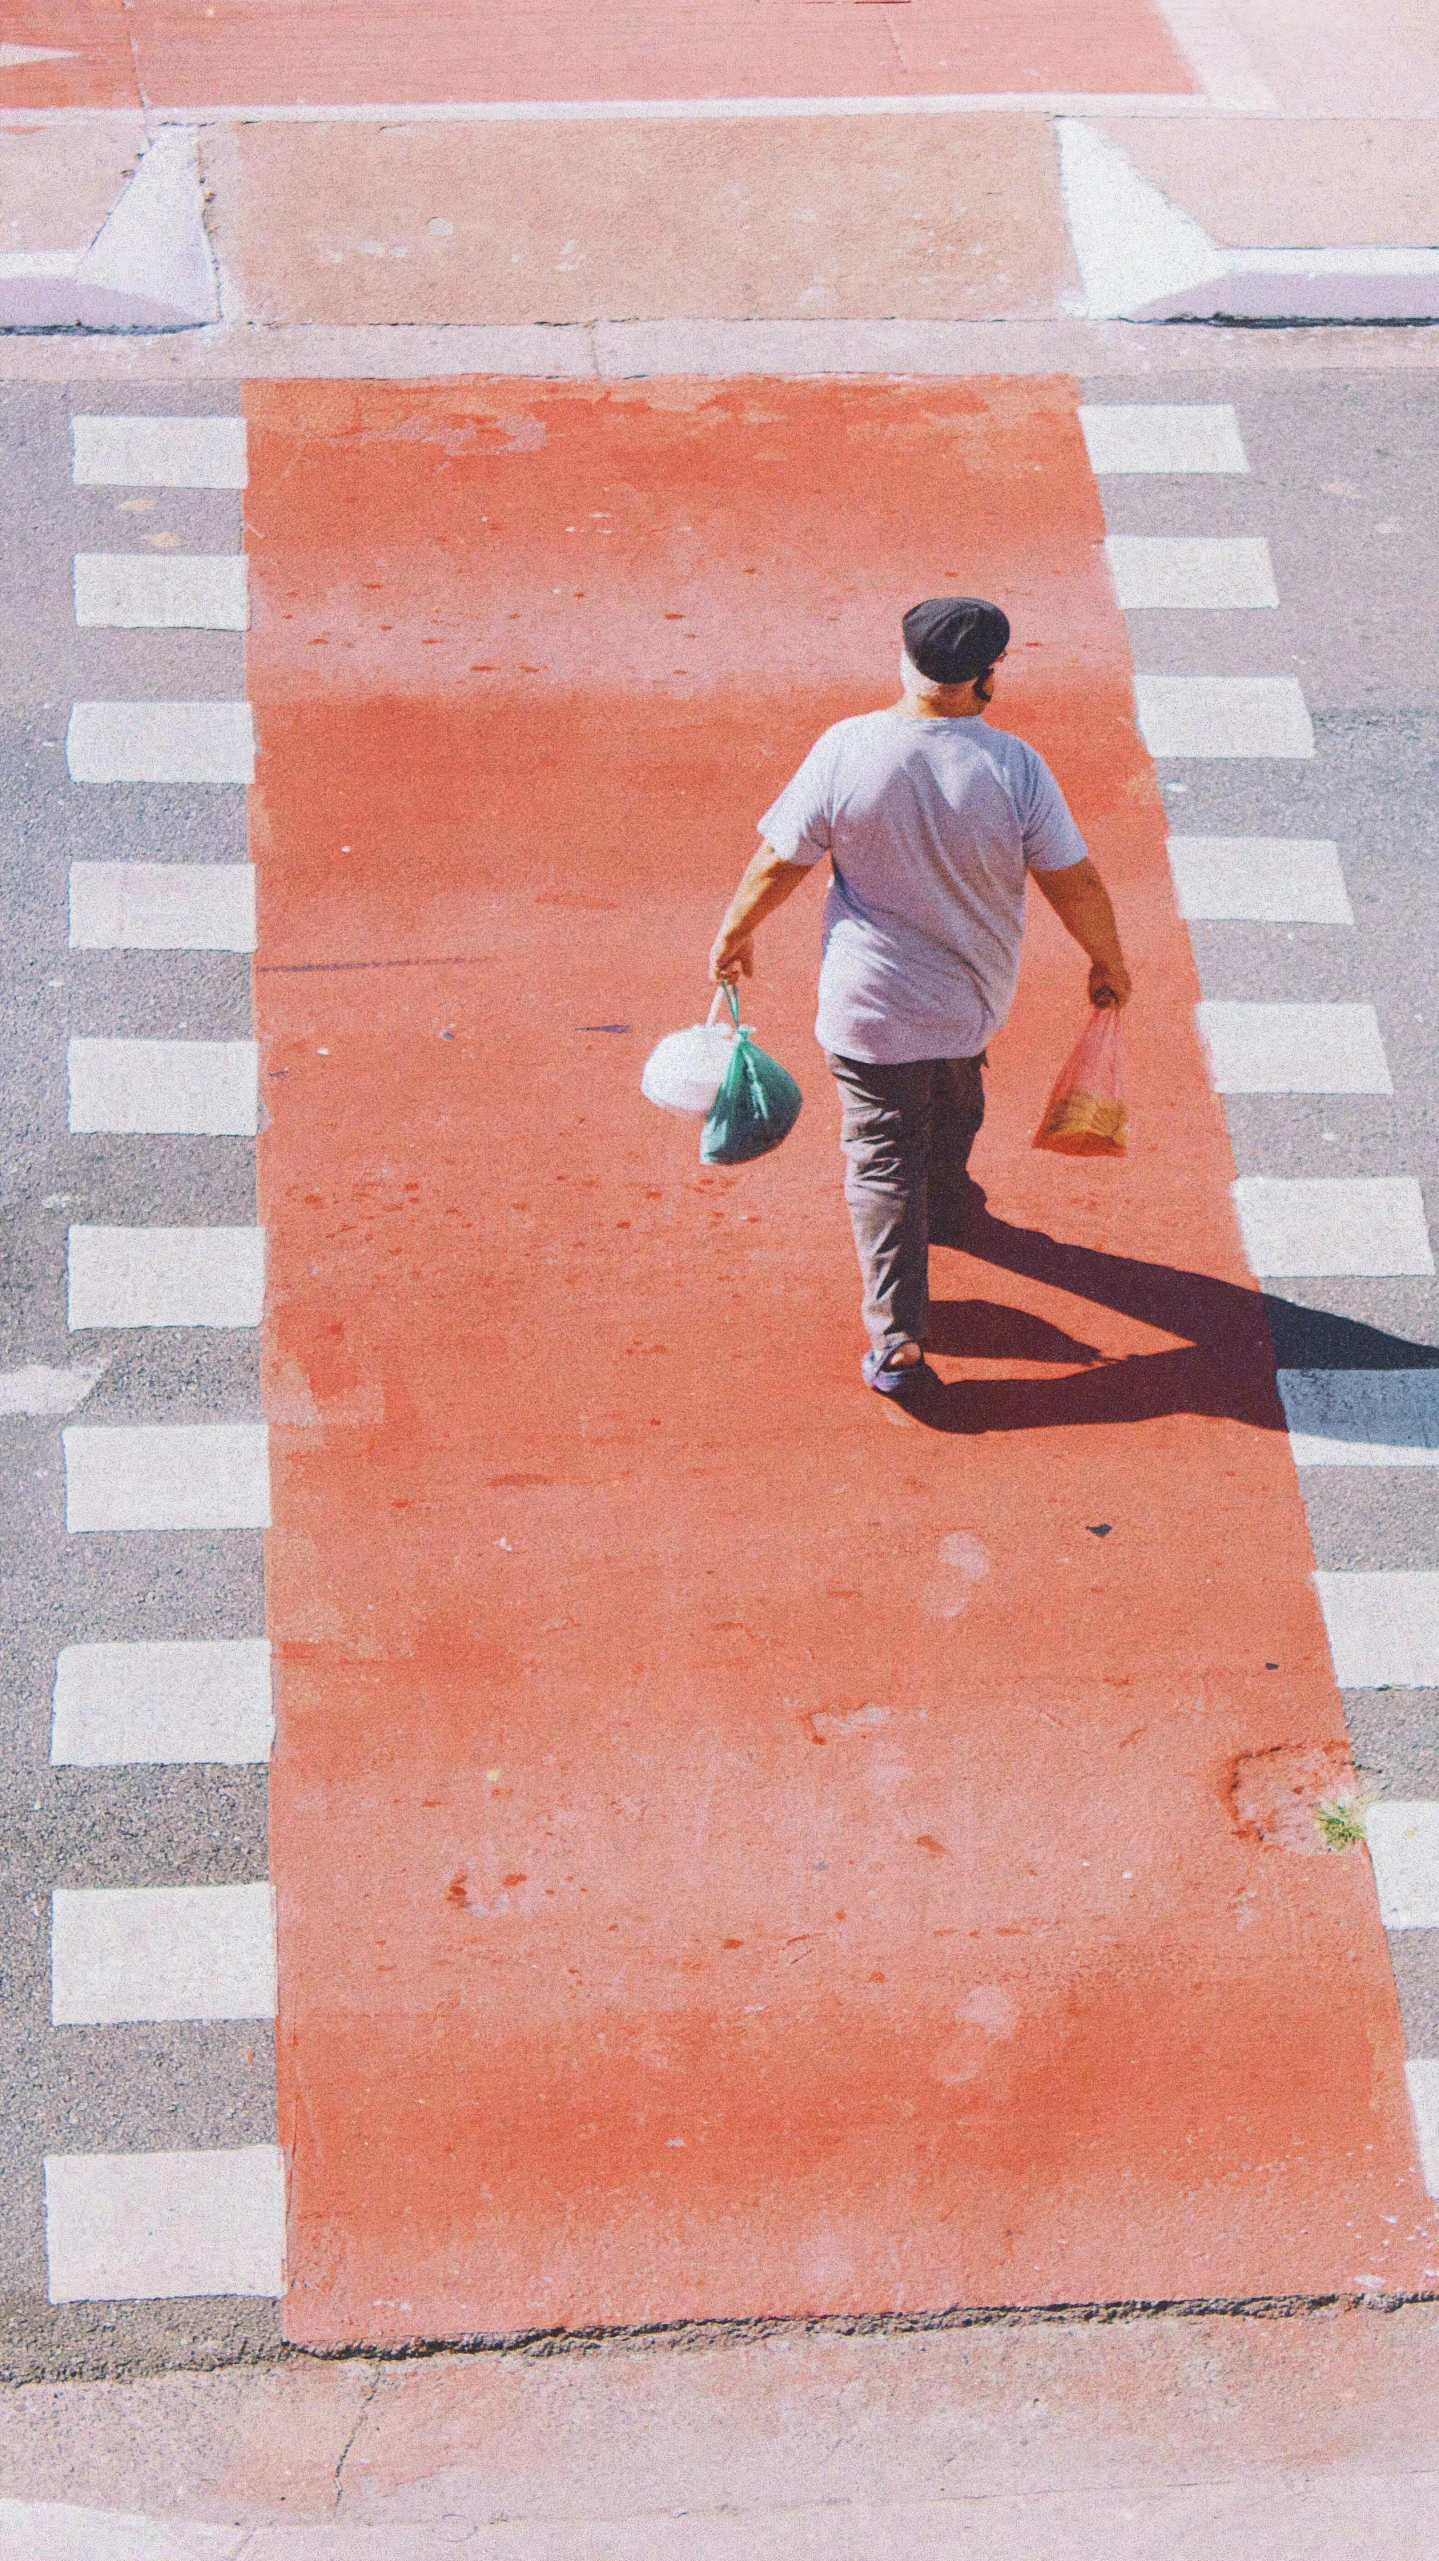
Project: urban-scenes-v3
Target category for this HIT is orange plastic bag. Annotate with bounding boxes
[1032,1004,1129,1158]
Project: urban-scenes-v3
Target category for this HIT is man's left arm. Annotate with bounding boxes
[1032,858,1132,1009]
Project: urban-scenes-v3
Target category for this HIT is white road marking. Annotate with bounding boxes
[1059,118,1439,322]
[0,1358,108,1417]
[1232,1178,1434,1278]
[68,1227,265,1330]
[1278,1372,1439,1469]
[70,860,256,952]
[51,1638,274,1767]
[1059,118,1230,320]
[0,251,78,280]
[1197,1001,1391,1095]
[70,130,219,331]
[52,1883,276,2025]
[72,414,249,490]
[1315,1573,1439,1690]
[1106,535,1277,610]
[1079,404,1249,476]
[74,553,248,632]
[1167,837,1351,923]
[1407,2060,1439,2199]
[1134,676,1315,758]
[64,1423,271,1533]
[68,1038,258,1136]
[54,393,277,2328]
[44,2145,285,2301]
[2,2500,238,2560]
[604,315,1069,377]
[122,91,1228,124]
[1366,1804,1439,1930]
[0,2504,243,2559]
[66,701,255,786]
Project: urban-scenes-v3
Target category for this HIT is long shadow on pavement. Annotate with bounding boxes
[910,1188,1439,1438]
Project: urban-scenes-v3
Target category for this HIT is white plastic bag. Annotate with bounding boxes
[641,987,737,1116]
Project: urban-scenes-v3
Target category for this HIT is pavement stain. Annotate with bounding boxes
[1229,1742,1365,1856]
[920,1528,991,1618]
[804,1704,891,1744]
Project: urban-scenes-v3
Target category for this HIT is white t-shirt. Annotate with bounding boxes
[758,708,1087,1065]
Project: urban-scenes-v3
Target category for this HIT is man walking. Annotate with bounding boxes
[708,596,1131,1397]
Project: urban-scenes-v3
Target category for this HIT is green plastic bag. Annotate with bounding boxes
[700,984,803,1166]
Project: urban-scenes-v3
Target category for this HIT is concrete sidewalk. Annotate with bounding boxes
[5,2302,1439,2552]
[2,0,1439,339]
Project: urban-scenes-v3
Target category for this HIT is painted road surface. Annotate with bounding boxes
[244,376,1436,2345]
[2,0,1197,109]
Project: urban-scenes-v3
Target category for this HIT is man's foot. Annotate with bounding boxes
[862,1345,928,1397]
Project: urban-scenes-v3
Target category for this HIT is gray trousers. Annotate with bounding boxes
[826,1051,986,1361]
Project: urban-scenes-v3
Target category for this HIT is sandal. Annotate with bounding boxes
[862,1346,928,1398]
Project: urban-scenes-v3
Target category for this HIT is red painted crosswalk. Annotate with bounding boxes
[243,376,1436,2342]
[3,0,1196,109]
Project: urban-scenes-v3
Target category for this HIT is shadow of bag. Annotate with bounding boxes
[700,983,803,1166]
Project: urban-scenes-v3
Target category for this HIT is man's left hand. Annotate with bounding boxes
[1088,957,1132,1009]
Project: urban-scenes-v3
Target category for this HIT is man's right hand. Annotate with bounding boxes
[708,845,810,986]
[708,931,754,984]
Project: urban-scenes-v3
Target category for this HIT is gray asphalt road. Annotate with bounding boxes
[0,364,1435,2381]
[1091,366,1439,2055]
[0,384,278,2381]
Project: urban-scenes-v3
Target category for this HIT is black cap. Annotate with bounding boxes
[902,596,1010,685]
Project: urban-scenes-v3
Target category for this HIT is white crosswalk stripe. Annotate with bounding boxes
[1135,675,1315,758]
[1232,1178,1434,1277]
[1278,1371,1439,1467]
[68,1038,259,1136]
[66,700,255,785]
[51,1883,276,2024]
[73,554,248,631]
[1406,2061,1439,2199]
[1198,1002,1391,1095]
[63,1424,272,1533]
[68,1227,265,1329]
[1315,1573,1439,1689]
[44,2147,285,2302]
[1167,837,1351,923]
[69,860,257,952]
[51,1639,274,1767]
[71,413,249,489]
[1079,403,1249,476]
[1106,535,1278,610]
[1366,1804,1439,1929]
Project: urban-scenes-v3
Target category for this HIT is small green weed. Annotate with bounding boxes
[1313,1795,1370,1852]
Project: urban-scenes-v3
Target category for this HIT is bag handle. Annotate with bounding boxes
[708,982,743,1030]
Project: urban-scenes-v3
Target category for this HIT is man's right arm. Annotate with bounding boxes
[708,842,813,984]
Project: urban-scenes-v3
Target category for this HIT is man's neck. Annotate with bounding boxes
[894,691,988,721]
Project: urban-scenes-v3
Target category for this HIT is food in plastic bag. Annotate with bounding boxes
[641,986,737,1115]
[700,983,803,1166]
[1032,1002,1129,1157]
